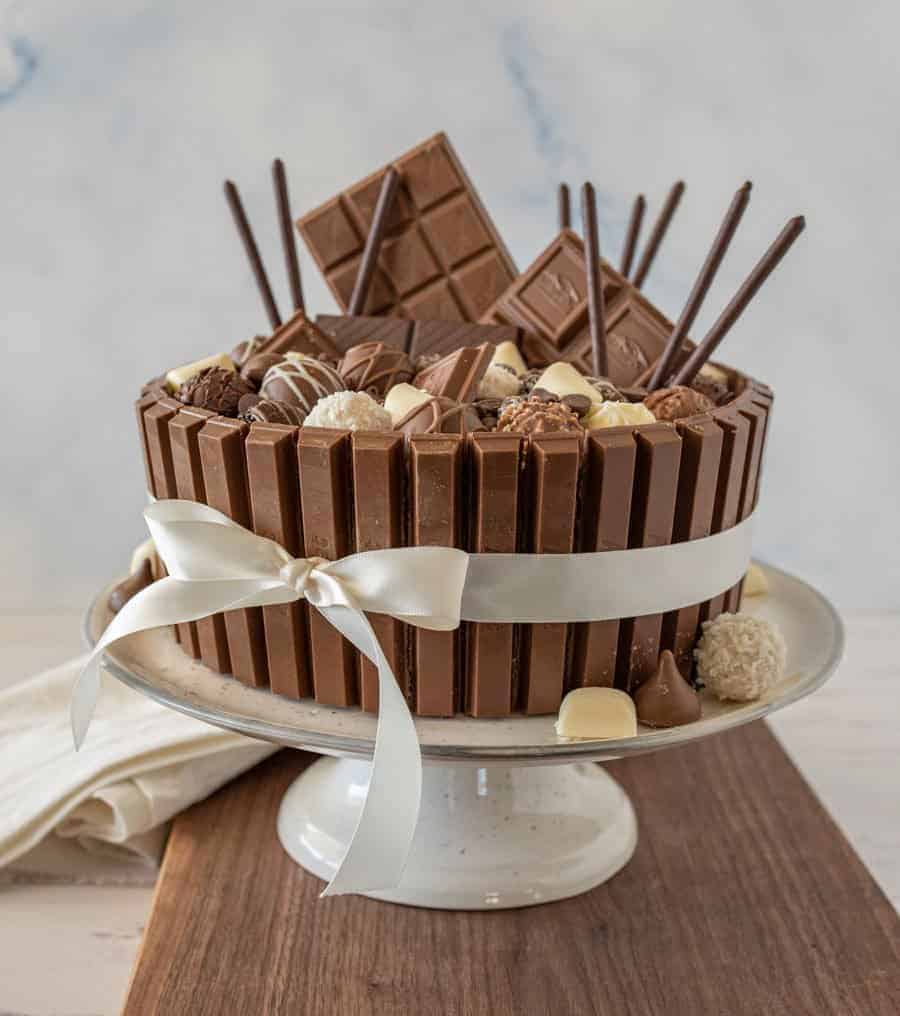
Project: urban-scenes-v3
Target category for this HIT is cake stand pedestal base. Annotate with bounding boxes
[277,757,638,909]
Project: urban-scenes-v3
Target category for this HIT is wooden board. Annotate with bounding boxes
[123,723,900,1016]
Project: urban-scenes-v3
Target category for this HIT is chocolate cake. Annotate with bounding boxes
[124,133,803,722]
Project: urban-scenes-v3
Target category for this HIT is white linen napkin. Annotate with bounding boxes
[0,653,276,869]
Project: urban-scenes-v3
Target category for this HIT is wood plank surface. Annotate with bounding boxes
[123,723,900,1016]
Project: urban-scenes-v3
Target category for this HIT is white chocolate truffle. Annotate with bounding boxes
[489,340,527,377]
[584,401,656,429]
[742,562,769,597]
[478,364,522,399]
[694,612,786,702]
[166,352,235,392]
[534,361,603,404]
[129,538,156,576]
[304,390,391,431]
[555,687,637,739]
[384,382,432,426]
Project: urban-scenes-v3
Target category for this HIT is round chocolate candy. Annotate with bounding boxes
[497,395,584,435]
[643,385,714,422]
[396,395,483,436]
[177,366,256,417]
[230,335,267,367]
[241,352,283,388]
[240,398,306,426]
[259,356,345,415]
[338,341,414,398]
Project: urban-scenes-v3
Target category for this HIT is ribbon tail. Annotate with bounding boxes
[314,604,422,897]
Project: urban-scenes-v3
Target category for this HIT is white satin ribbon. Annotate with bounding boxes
[73,499,755,897]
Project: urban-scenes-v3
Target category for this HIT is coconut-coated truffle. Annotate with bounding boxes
[694,612,787,702]
[303,390,392,431]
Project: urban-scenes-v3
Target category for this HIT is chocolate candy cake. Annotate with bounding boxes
[127,132,803,721]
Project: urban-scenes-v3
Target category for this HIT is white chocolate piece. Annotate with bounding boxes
[534,361,603,404]
[384,383,432,426]
[743,562,769,597]
[555,687,637,740]
[699,362,729,385]
[478,364,522,399]
[584,401,656,429]
[489,340,527,377]
[129,538,156,576]
[165,353,235,392]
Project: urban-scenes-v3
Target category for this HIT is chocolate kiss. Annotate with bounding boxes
[635,650,701,728]
[108,558,154,615]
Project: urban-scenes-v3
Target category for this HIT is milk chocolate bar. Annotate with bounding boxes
[135,394,159,496]
[169,407,231,674]
[413,344,492,401]
[519,434,581,714]
[661,417,723,673]
[465,432,522,716]
[198,418,269,688]
[410,434,463,715]
[570,429,637,688]
[260,309,340,360]
[297,429,358,707]
[297,133,517,320]
[246,425,311,699]
[351,433,406,713]
[316,315,412,354]
[616,424,682,691]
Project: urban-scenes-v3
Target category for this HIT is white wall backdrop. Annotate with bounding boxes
[1,0,898,609]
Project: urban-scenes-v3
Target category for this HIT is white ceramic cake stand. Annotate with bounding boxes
[85,564,843,910]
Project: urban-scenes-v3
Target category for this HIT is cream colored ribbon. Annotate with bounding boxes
[73,499,755,896]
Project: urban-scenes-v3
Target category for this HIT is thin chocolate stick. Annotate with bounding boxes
[648,181,752,390]
[580,182,608,377]
[224,180,282,330]
[619,194,646,278]
[631,180,686,289]
[673,215,806,386]
[272,158,305,313]
[348,167,400,316]
[558,183,571,230]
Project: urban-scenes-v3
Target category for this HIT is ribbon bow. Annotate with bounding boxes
[73,500,470,896]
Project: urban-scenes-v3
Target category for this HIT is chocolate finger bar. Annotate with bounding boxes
[351,433,406,713]
[519,434,581,714]
[246,424,311,699]
[410,434,463,715]
[298,133,517,321]
[466,432,523,716]
[170,407,232,674]
[198,418,269,687]
[297,429,358,707]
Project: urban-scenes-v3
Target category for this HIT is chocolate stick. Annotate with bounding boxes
[673,215,806,386]
[619,193,646,278]
[558,183,571,230]
[348,167,400,315]
[272,158,304,313]
[224,180,282,330]
[631,180,686,289]
[648,181,752,390]
[580,182,608,377]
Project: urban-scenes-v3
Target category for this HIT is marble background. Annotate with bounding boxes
[1,1,897,610]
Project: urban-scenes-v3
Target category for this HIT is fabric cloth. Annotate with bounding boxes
[0,653,275,868]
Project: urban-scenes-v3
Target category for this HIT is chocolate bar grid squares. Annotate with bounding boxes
[297,133,517,321]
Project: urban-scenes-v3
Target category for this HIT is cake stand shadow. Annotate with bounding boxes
[85,563,843,910]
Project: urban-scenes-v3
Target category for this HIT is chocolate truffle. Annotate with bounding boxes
[240,399,307,426]
[260,355,345,415]
[396,395,483,436]
[230,335,267,367]
[497,395,585,435]
[694,613,787,702]
[338,341,414,397]
[644,385,714,422]
[177,366,255,417]
[634,651,701,728]
[303,390,392,431]
[108,558,153,615]
[241,352,283,388]
[691,374,730,405]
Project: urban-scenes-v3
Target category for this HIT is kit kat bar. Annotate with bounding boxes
[246,425,311,699]
[519,434,581,714]
[297,429,358,707]
[351,432,406,713]
[660,418,724,674]
[198,418,269,687]
[466,432,522,716]
[409,434,464,716]
[616,424,682,691]
[169,407,232,674]
[143,396,199,657]
[135,393,159,497]
[570,429,637,689]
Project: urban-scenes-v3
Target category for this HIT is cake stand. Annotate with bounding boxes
[84,563,843,910]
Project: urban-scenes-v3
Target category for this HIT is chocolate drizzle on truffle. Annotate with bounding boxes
[396,396,484,436]
[259,356,345,415]
[338,341,414,397]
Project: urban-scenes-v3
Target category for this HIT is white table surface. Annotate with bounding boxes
[1,609,897,1016]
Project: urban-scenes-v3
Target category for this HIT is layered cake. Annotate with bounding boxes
[123,132,802,722]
